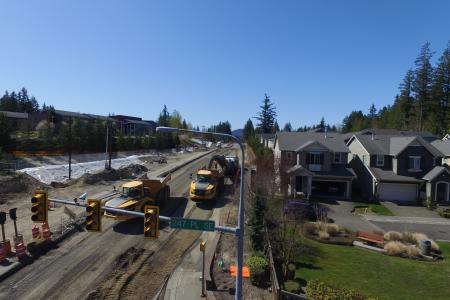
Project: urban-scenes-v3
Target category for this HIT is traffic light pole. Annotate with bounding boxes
[47,197,237,234]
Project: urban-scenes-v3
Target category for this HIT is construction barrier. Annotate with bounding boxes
[1,240,12,255]
[42,223,52,241]
[14,242,27,259]
[32,225,40,239]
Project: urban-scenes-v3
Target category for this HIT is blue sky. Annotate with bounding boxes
[1,1,449,130]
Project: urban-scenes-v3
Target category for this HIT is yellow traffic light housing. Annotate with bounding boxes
[31,190,48,223]
[144,205,159,239]
[86,199,102,232]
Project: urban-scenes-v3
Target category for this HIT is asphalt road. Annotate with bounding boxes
[0,150,227,300]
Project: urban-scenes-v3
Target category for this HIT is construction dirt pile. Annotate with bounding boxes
[0,173,48,196]
[82,164,148,185]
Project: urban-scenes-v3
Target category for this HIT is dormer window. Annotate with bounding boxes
[376,155,384,167]
[408,156,421,171]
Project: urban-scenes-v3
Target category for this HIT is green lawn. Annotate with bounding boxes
[353,201,394,216]
[295,239,450,300]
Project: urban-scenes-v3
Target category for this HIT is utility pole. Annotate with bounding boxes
[68,117,72,180]
[200,241,206,297]
[108,121,112,170]
[105,119,110,170]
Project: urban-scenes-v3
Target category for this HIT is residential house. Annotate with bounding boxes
[257,133,275,148]
[347,134,450,204]
[273,132,356,200]
[431,139,450,166]
[342,128,438,143]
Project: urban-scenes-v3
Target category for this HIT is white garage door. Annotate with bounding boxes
[378,183,418,202]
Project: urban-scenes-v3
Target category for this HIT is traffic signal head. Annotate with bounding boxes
[143,205,159,239]
[86,199,102,232]
[31,190,48,223]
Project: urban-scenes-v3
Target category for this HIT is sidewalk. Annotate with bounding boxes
[163,199,223,300]
[362,215,450,225]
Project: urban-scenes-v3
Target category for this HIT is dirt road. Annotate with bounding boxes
[0,150,228,300]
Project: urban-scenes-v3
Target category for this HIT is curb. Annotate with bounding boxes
[0,260,28,282]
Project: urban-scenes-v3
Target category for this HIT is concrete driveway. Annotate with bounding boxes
[318,199,381,232]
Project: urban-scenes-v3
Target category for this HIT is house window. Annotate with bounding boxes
[286,152,292,161]
[362,155,366,163]
[409,156,421,170]
[307,152,324,165]
[376,155,384,167]
[334,152,342,163]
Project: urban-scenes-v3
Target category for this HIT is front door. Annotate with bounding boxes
[436,182,449,203]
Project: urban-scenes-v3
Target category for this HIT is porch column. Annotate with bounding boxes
[307,175,312,200]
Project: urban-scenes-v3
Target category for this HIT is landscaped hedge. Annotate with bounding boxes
[306,280,376,300]
[246,254,268,286]
[439,209,450,218]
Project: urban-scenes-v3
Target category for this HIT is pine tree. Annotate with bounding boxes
[256,94,277,133]
[430,41,450,136]
[273,120,280,133]
[413,42,434,131]
[243,119,255,141]
[397,69,416,129]
[158,105,170,127]
[283,122,292,132]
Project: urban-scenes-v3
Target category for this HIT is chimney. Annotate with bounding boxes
[324,126,328,139]
[371,133,374,140]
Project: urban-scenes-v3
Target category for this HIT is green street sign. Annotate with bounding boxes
[170,217,215,232]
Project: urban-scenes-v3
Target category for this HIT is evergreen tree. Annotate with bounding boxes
[158,105,170,127]
[243,119,255,141]
[273,121,280,133]
[319,117,326,129]
[430,41,450,135]
[397,69,416,129]
[413,42,434,131]
[283,122,292,132]
[256,94,277,133]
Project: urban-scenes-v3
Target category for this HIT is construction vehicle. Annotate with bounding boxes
[189,155,240,202]
[104,174,171,220]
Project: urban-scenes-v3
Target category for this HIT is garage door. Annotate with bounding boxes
[378,183,417,202]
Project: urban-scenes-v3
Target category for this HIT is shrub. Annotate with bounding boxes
[284,280,301,293]
[401,232,416,245]
[246,255,268,286]
[306,280,375,300]
[406,245,421,258]
[430,240,440,252]
[287,263,296,280]
[439,209,450,218]
[304,222,318,235]
[412,233,428,243]
[317,222,327,232]
[384,241,407,256]
[384,231,403,241]
[318,231,330,240]
[326,223,339,236]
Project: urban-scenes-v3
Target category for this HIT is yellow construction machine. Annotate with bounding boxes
[104,174,171,220]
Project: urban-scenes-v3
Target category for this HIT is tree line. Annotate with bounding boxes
[343,41,450,135]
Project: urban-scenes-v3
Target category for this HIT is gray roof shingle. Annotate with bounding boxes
[422,166,450,181]
[352,134,443,157]
[276,132,349,153]
[431,140,450,156]
[370,167,423,183]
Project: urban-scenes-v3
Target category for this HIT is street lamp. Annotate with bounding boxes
[156,126,245,300]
